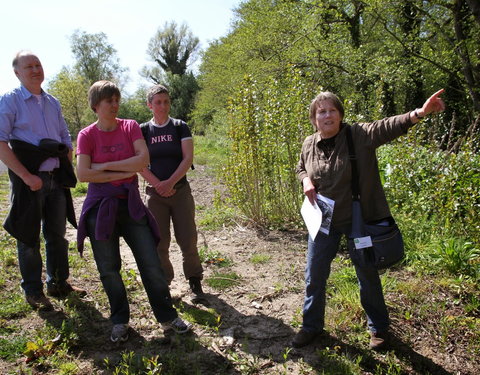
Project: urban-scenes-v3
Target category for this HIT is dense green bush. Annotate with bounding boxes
[379,127,480,246]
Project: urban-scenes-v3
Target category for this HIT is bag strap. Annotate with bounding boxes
[345,126,360,201]
[346,126,368,237]
[140,121,150,140]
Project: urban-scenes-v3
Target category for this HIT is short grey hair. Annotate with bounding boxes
[309,91,344,126]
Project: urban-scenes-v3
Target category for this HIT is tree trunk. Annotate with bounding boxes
[453,0,480,111]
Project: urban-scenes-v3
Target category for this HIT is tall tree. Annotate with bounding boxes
[142,21,200,81]
[197,0,479,142]
[70,30,127,85]
[142,22,200,122]
[164,72,200,121]
[401,0,424,110]
[466,0,480,25]
[452,0,480,112]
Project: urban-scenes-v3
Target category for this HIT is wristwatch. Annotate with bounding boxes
[413,108,425,119]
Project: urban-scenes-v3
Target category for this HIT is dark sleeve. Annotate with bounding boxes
[295,136,311,183]
[179,121,192,140]
[355,113,413,148]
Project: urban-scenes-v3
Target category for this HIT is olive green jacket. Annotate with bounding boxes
[296,113,414,227]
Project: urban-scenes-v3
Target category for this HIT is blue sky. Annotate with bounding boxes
[0,0,242,95]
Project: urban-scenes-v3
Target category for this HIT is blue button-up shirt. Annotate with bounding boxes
[0,85,72,171]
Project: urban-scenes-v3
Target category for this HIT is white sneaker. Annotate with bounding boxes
[110,324,129,343]
[161,317,192,334]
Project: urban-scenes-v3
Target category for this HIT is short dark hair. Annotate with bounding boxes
[88,80,121,112]
[309,92,344,127]
[146,84,170,104]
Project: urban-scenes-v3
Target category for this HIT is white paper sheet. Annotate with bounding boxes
[300,196,323,239]
[300,194,335,239]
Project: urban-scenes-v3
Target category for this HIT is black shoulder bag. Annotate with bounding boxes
[345,126,405,270]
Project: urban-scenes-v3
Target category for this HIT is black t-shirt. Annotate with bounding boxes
[318,134,337,159]
[140,118,192,182]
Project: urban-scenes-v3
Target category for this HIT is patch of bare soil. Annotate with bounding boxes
[10,164,478,374]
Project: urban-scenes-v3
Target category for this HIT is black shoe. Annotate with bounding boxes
[110,324,129,343]
[161,317,193,334]
[47,282,87,298]
[291,329,321,348]
[188,277,208,305]
[26,293,54,311]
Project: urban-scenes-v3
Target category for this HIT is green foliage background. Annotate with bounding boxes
[379,129,480,245]
[195,0,480,244]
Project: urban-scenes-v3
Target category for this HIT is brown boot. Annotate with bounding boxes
[26,293,54,311]
[369,330,390,351]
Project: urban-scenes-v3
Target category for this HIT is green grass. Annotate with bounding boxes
[314,346,364,375]
[196,190,239,231]
[104,349,203,375]
[179,304,221,328]
[205,271,241,290]
[71,181,88,197]
[250,253,271,265]
[192,134,241,231]
[193,134,230,169]
[0,293,31,319]
[327,261,363,329]
[0,336,28,361]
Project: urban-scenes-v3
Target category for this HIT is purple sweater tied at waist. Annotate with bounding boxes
[76,179,160,256]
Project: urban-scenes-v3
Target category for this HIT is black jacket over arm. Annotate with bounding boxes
[3,139,77,247]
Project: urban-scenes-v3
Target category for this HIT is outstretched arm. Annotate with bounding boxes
[410,89,446,123]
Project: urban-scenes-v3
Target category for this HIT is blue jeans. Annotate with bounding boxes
[86,200,177,325]
[17,172,69,295]
[302,225,389,334]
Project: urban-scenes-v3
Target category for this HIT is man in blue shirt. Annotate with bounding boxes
[0,51,86,311]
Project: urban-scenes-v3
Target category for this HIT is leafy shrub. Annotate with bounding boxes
[432,237,480,279]
[224,70,315,227]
